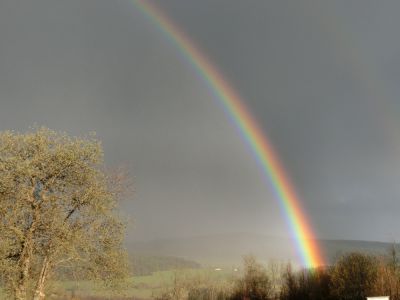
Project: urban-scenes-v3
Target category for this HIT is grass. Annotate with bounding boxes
[49,268,238,299]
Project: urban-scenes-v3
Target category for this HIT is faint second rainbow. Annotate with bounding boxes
[135,0,324,268]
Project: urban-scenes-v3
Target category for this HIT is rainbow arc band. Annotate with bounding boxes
[136,0,324,268]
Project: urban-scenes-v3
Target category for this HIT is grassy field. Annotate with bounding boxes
[0,255,238,299]
[47,268,238,299]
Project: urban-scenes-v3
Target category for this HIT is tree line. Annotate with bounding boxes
[156,248,400,300]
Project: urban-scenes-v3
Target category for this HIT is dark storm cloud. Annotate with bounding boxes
[1,0,400,242]
[0,0,287,241]
[153,0,400,241]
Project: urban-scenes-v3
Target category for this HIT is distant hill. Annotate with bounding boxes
[127,233,397,266]
[130,255,200,276]
[322,239,395,262]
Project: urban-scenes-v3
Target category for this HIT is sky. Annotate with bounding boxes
[1,0,400,243]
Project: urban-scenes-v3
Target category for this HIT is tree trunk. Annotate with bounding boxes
[14,254,29,300]
[33,256,50,300]
[15,197,40,300]
[15,231,34,300]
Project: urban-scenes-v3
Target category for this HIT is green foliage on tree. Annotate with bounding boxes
[0,128,130,300]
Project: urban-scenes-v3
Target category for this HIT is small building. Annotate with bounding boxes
[366,297,389,300]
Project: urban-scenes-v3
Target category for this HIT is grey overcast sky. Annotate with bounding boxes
[1,0,400,242]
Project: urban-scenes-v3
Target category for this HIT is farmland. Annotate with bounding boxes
[39,268,236,300]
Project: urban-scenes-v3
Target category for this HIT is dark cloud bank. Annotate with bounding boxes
[1,0,400,243]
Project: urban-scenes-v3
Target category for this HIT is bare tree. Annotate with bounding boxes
[374,245,400,300]
[230,255,274,300]
[0,128,130,300]
[330,252,378,300]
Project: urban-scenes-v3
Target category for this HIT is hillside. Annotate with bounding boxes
[127,233,397,266]
[130,255,200,275]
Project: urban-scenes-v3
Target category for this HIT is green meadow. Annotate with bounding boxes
[45,268,237,299]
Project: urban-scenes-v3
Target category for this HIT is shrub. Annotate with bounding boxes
[230,255,274,300]
[280,265,332,300]
[329,252,378,300]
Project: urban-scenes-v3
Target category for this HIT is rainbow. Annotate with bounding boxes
[135,0,324,268]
